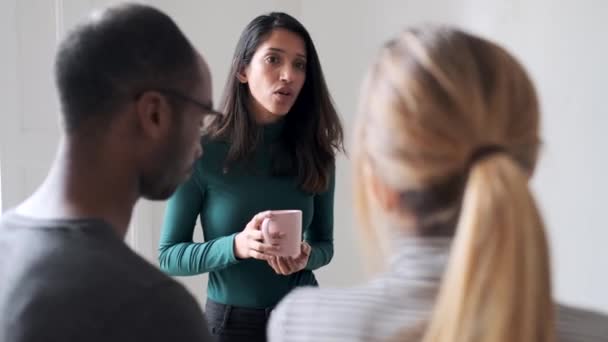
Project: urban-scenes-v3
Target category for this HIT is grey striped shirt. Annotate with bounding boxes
[268,237,608,341]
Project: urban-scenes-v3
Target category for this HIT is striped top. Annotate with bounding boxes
[268,237,608,341]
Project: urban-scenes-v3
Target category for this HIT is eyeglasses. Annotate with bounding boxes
[148,88,224,118]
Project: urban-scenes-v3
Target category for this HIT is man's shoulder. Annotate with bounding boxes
[2,271,209,341]
[105,274,210,341]
[0,212,210,340]
[0,211,186,306]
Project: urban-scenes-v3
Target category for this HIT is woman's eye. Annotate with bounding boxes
[294,61,306,70]
[265,56,279,64]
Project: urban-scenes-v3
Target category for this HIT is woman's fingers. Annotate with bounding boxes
[248,210,272,230]
[268,256,281,273]
[249,240,280,254]
[249,249,273,261]
[296,242,311,262]
[276,256,291,275]
[248,230,264,241]
[248,229,284,243]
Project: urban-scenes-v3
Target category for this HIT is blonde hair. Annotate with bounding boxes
[353,26,554,342]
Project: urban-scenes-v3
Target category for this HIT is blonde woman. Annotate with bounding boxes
[267,25,608,342]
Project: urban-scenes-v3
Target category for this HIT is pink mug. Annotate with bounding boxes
[261,210,302,257]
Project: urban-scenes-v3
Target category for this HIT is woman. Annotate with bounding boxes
[158,12,344,341]
[268,25,608,341]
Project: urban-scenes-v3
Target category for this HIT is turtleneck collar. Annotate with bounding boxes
[259,119,285,143]
[387,233,453,282]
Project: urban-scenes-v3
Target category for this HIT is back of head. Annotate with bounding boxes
[55,3,199,135]
[354,25,554,341]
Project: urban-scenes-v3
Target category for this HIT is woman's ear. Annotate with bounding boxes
[236,66,248,83]
[366,164,401,212]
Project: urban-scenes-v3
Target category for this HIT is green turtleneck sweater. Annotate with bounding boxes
[158,121,335,308]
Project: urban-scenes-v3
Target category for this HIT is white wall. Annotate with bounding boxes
[505,0,608,312]
[1,0,607,313]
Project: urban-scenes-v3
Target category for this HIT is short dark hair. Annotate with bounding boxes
[55,3,199,133]
[209,12,344,193]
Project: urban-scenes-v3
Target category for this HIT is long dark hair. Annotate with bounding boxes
[207,12,344,193]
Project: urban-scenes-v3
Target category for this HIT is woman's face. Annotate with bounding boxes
[239,29,307,124]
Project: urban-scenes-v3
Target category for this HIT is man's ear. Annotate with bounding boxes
[135,91,173,139]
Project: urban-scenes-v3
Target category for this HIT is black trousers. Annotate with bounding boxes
[205,299,273,342]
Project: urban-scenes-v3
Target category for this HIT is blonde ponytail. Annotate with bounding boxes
[420,154,554,342]
[356,25,551,341]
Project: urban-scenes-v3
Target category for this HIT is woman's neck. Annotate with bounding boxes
[249,97,284,125]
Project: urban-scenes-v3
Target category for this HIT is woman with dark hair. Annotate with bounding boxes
[158,12,344,341]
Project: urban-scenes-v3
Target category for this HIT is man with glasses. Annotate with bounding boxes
[0,3,217,341]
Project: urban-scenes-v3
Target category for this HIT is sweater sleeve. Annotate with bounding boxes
[158,166,240,276]
[304,167,335,270]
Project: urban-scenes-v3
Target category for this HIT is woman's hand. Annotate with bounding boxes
[234,211,282,260]
[267,242,311,275]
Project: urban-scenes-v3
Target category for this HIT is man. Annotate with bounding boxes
[0,3,217,341]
